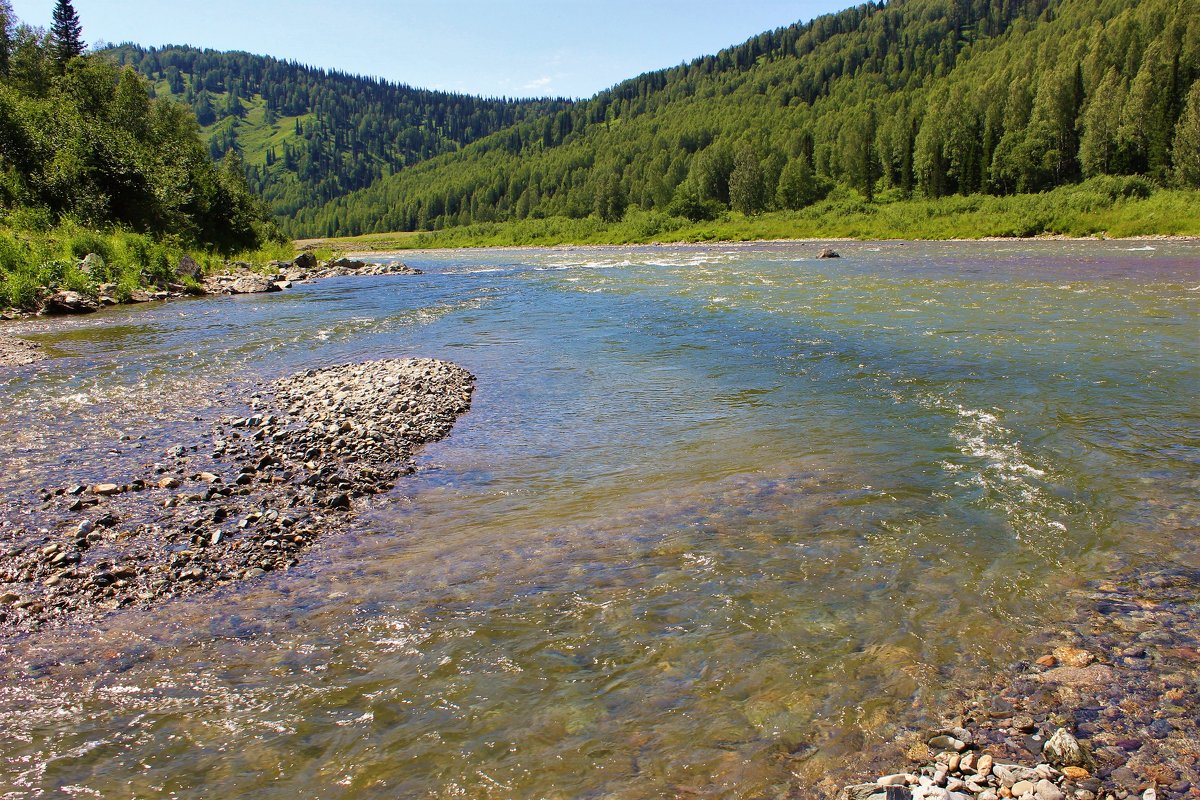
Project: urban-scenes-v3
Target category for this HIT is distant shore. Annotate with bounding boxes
[293,233,1200,260]
[293,185,1200,254]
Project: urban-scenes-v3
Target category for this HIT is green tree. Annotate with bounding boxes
[691,142,734,205]
[775,156,826,209]
[729,143,768,215]
[1172,80,1200,187]
[843,108,879,200]
[1079,68,1128,176]
[50,0,84,69]
[0,0,14,77]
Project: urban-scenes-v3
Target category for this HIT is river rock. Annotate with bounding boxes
[1043,728,1093,769]
[45,290,98,314]
[229,275,282,295]
[1051,646,1094,667]
[294,252,318,269]
[177,255,201,279]
[79,253,104,276]
[993,765,1039,787]
[1037,664,1113,688]
[1035,779,1065,800]
[818,247,842,259]
[1011,780,1035,797]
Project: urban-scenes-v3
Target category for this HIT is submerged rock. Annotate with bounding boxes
[818,247,842,259]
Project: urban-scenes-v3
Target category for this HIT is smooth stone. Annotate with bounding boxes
[914,789,950,800]
[928,735,966,752]
[878,774,914,787]
[1052,646,1094,668]
[1037,664,1114,688]
[1012,780,1036,797]
[91,483,120,495]
[1036,779,1066,800]
[994,765,1039,787]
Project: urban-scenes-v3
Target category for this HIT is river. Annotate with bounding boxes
[0,241,1197,798]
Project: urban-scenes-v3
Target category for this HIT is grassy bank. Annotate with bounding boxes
[298,181,1200,253]
[0,218,296,312]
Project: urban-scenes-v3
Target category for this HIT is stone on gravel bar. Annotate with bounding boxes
[1042,728,1093,769]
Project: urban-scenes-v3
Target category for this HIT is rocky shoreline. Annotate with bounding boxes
[831,566,1200,800]
[0,253,421,322]
[0,358,473,639]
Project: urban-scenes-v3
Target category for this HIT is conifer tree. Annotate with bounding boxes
[0,0,14,77]
[51,0,84,68]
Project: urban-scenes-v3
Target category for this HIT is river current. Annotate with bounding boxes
[0,241,1197,798]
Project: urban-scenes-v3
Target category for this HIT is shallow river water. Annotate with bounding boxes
[0,241,1197,798]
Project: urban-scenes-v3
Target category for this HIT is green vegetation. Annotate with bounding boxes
[0,3,282,310]
[299,0,1199,241]
[299,179,1200,251]
[108,45,571,236]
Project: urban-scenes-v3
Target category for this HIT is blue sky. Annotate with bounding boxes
[10,0,844,98]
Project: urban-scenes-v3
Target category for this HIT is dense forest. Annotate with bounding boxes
[296,0,1200,237]
[108,45,571,235]
[0,1,280,309]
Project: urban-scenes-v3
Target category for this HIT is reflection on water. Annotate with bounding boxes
[0,241,1197,798]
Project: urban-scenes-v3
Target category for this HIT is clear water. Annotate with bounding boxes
[0,241,1197,798]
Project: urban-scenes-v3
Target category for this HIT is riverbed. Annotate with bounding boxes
[0,241,1197,798]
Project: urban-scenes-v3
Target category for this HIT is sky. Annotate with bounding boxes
[9,0,845,98]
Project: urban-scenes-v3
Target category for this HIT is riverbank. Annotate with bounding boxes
[294,183,1200,253]
[0,253,421,321]
[0,358,473,639]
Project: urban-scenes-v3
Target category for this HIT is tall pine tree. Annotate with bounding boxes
[51,0,84,69]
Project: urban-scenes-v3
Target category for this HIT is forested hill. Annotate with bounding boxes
[108,45,572,235]
[302,0,1200,238]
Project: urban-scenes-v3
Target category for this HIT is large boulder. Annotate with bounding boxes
[176,255,202,280]
[294,252,318,269]
[817,247,842,259]
[229,275,282,295]
[329,257,367,270]
[79,253,105,276]
[45,290,99,314]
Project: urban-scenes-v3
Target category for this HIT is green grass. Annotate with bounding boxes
[0,220,299,311]
[300,182,1200,252]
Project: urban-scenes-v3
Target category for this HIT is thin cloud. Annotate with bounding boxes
[522,76,554,92]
